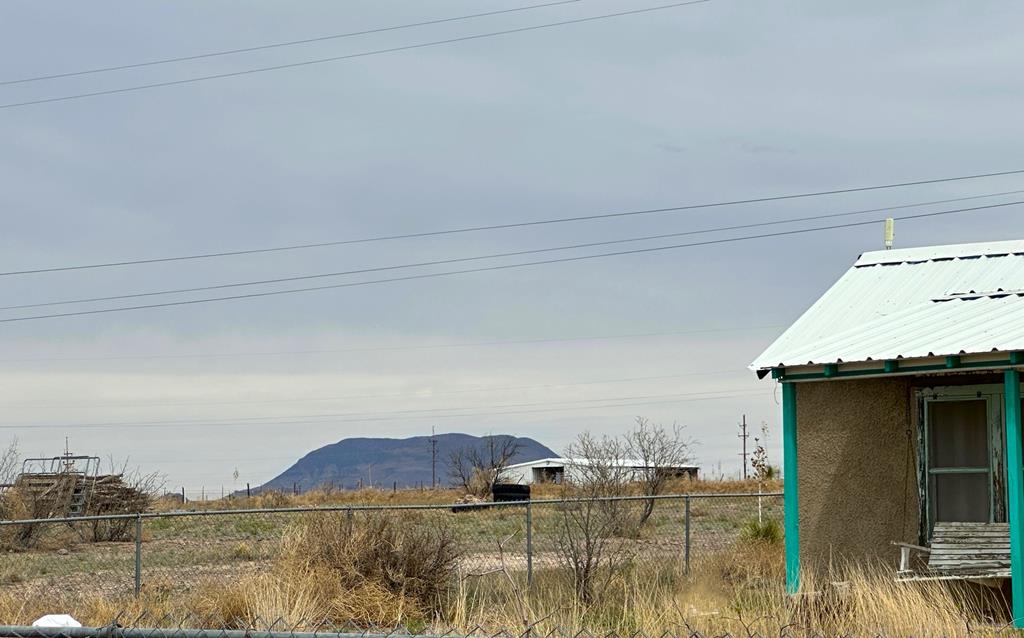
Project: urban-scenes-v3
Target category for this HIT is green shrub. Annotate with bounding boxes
[739,518,782,544]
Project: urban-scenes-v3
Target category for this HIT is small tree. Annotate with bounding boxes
[750,421,773,524]
[447,435,522,497]
[625,417,694,527]
[564,431,631,497]
[557,433,634,603]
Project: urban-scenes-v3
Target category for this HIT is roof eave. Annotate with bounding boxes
[765,350,1024,382]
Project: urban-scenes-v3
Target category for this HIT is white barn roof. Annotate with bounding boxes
[751,239,1024,371]
[504,457,698,470]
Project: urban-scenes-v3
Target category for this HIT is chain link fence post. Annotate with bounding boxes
[526,501,533,587]
[684,495,691,575]
[134,513,143,596]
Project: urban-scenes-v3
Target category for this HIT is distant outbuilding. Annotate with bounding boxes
[499,456,699,485]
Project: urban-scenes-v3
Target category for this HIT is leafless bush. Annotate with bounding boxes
[565,417,694,533]
[553,419,694,603]
[0,438,19,488]
[448,435,522,497]
[86,459,163,542]
[554,433,632,603]
[554,496,636,604]
[625,417,694,526]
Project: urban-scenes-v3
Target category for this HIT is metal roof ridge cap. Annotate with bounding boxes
[855,239,1024,267]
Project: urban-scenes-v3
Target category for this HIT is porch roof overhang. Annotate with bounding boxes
[767,350,1024,382]
[756,292,1024,381]
[751,239,1024,381]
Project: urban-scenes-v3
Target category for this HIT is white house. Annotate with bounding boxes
[499,457,699,485]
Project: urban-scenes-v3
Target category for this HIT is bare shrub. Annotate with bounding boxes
[0,487,42,549]
[86,459,163,542]
[551,419,693,604]
[624,417,694,526]
[554,433,636,604]
[564,418,694,536]
[448,435,522,498]
[0,438,19,487]
[553,496,636,604]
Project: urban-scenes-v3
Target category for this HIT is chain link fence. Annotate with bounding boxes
[0,493,781,600]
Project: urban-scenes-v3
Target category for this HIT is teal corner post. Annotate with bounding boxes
[782,381,800,594]
[1005,369,1024,627]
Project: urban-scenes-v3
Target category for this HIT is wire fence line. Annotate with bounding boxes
[0,492,782,599]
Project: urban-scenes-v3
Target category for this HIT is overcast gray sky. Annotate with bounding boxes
[2,0,1024,495]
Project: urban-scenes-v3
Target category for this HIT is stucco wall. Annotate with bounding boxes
[796,377,918,569]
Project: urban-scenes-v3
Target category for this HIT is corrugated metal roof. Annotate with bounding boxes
[751,239,1024,370]
[504,457,699,470]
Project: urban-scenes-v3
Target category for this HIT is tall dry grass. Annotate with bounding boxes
[195,510,459,628]
[445,545,1007,637]
[0,504,1008,637]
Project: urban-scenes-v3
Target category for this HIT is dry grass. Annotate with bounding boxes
[195,510,458,628]
[151,487,463,512]
[445,543,1009,637]
[151,479,780,513]
[0,489,1005,637]
[0,531,1009,637]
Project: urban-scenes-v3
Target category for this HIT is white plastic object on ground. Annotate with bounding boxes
[32,615,82,628]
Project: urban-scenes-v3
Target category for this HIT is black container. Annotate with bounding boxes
[491,483,531,502]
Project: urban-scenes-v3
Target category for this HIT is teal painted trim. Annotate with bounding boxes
[823,363,838,378]
[771,367,785,380]
[779,358,1019,381]
[884,360,899,373]
[782,382,799,594]
[1012,352,1024,366]
[945,355,962,369]
[1005,370,1024,627]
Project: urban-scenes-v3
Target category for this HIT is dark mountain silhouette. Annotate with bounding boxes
[255,433,556,492]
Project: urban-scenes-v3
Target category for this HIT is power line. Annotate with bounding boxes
[4,177,1023,277]
[0,203,1017,324]
[0,1,712,110]
[1,0,590,86]
[7,190,1024,311]
[0,325,780,364]
[35,387,764,425]
[0,387,767,430]
[2,368,749,410]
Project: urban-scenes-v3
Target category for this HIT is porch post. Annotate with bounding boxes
[1005,369,1024,627]
[782,381,799,594]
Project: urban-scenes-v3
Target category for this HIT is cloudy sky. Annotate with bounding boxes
[2,0,1023,496]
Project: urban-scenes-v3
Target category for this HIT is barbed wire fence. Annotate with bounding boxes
[0,493,782,601]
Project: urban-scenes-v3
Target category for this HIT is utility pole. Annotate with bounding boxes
[430,426,438,489]
[738,414,749,480]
